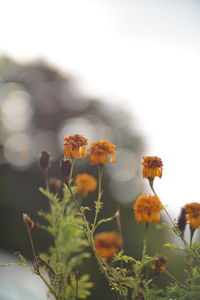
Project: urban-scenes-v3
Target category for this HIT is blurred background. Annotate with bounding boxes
[0,0,200,299]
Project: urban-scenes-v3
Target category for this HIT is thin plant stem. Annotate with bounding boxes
[149,179,175,226]
[93,164,103,231]
[165,270,184,288]
[66,181,91,235]
[190,227,195,245]
[115,207,124,268]
[66,176,126,297]
[69,158,75,185]
[25,224,39,273]
[39,272,59,300]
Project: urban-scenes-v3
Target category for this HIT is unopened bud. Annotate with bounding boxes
[49,177,62,194]
[39,151,51,170]
[23,213,35,229]
[177,208,187,235]
[60,159,71,179]
[151,255,167,275]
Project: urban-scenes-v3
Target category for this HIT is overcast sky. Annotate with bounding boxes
[1,0,200,215]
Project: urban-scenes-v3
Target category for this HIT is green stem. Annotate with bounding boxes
[132,240,147,300]
[93,165,103,231]
[115,208,124,269]
[165,270,184,288]
[69,158,75,185]
[190,226,195,245]
[39,272,59,300]
[26,225,39,273]
[66,181,91,237]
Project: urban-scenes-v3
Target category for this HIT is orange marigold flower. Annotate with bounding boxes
[64,134,88,159]
[88,140,116,165]
[142,156,163,179]
[75,173,97,196]
[94,231,122,259]
[133,195,163,224]
[23,213,35,229]
[151,255,167,275]
[184,202,200,229]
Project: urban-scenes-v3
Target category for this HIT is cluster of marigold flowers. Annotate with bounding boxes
[62,134,120,259]
[135,156,200,231]
[25,134,200,265]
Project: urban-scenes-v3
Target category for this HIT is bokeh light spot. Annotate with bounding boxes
[4,133,34,169]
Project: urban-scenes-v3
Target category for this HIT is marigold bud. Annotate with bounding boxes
[39,151,51,170]
[23,213,35,229]
[151,255,167,275]
[177,208,187,234]
[60,159,71,178]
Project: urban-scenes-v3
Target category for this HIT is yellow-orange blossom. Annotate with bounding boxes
[184,202,200,229]
[75,173,97,196]
[142,156,163,179]
[64,134,88,159]
[88,140,116,165]
[94,232,122,259]
[134,195,163,224]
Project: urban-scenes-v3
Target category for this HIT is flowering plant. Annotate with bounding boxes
[1,135,200,300]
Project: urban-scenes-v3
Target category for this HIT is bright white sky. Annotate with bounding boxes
[1,0,200,215]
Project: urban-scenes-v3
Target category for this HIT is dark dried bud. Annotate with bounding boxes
[49,177,62,194]
[151,255,167,275]
[23,213,35,229]
[60,159,71,179]
[39,151,51,170]
[177,208,187,235]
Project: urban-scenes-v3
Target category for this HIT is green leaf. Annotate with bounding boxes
[95,216,115,229]
[156,223,170,230]
[191,242,200,250]
[112,251,138,263]
[163,243,184,250]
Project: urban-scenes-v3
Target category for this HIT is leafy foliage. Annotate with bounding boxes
[38,185,93,299]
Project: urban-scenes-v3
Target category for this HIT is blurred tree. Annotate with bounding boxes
[0,56,167,300]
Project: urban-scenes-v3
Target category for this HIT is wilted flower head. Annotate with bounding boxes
[60,159,71,179]
[64,134,88,159]
[177,208,187,234]
[134,195,163,224]
[94,231,122,259]
[39,151,51,170]
[23,213,35,229]
[142,156,163,179]
[151,255,167,275]
[88,140,116,165]
[49,177,62,194]
[75,173,97,196]
[184,202,200,229]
